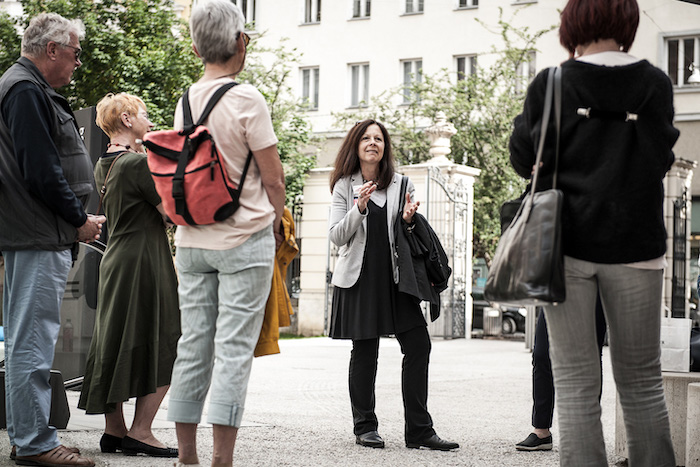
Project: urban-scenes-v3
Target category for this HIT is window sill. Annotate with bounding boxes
[401,11,424,17]
[346,105,369,109]
[348,16,370,22]
[511,0,537,4]
[455,6,478,11]
[300,21,321,26]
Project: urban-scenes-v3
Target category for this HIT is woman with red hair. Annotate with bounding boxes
[510,0,678,465]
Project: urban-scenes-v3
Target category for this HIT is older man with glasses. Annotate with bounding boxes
[0,12,104,467]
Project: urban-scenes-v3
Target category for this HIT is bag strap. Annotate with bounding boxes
[398,175,408,218]
[182,81,239,134]
[96,152,126,215]
[237,150,254,194]
[553,66,561,189]
[529,67,557,200]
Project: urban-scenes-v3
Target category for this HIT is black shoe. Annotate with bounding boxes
[406,434,459,451]
[356,431,385,448]
[515,433,553,451]
[100,434,124,453]
[121,436,178,458]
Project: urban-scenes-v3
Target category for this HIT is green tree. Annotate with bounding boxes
[335,9,554,264]
[238,36,318,206]
[0,2,316,205]
[14,0,202,128]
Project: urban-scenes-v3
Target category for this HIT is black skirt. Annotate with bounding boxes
[330,200,426,340]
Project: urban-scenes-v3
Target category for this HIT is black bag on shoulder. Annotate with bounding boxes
[484,67,565,306]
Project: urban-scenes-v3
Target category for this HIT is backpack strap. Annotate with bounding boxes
[182,82,239,134]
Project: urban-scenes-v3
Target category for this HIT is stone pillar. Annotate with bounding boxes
[663,158,696,318]
[295,167,332,336]
[687,382,700,467]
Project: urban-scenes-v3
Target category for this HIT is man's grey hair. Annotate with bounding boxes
[21,13,85,58]
[190,0,244,64]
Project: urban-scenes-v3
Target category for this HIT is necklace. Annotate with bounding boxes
[108,142,131,151]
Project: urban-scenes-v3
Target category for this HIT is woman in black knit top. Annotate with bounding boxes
[509,0,679,465]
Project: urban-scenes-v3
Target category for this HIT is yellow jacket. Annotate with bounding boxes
[255,207,299,357]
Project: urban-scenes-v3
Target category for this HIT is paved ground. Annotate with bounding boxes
[0,336,624,466]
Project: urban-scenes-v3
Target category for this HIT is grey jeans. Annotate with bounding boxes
[544,256,675,467]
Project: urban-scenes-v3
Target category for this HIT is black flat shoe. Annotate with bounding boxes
[356,431,385,448]
[406,434,459,451]
[100,433,124,453]
[121,436,178,458]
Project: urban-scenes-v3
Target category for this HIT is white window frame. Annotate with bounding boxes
[304,0,321,24]
[231,0,255,26]
[404,0,423,14]
[457,0,478,8]
[515,51,536,93]
[301,67,320,111]
[455,55,477,81]
[664,33,700,88]
[401,59,422,104]
[352,0,371,18]
[349,63,370,108]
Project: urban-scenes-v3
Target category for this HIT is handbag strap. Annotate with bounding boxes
[96,152,126,215]
[529,67,558,200]
[398,175,408,217]
[553,67,561,189]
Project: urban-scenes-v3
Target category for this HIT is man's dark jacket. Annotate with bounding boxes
[0,57,94,251]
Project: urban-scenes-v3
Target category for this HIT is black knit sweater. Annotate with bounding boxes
[510,58,679,264]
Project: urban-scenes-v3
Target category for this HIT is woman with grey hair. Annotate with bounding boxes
[166,1,285,466]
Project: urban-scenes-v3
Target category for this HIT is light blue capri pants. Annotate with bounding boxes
[168,225,274,427]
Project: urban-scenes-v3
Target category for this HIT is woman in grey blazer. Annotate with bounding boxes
[328,119,458,451]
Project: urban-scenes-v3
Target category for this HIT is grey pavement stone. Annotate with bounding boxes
[0,337,624,466]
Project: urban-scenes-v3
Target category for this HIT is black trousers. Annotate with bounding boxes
[532,297,607,428]
[349,325,435,442]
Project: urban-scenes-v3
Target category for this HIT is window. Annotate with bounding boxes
[515,51,536,93]
[349,63,370,107]
[231,0,255,25]
[305,0,321,23]
[402,59,422,103]
[456,55,477,80]
[405,0,423,14]
[458,0,478,7]
[301,67,320,110]
[352,0,371,18]
[666,35,700,87]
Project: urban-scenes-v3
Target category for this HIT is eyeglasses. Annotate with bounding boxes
[238,32,250,47]
[60,43,82,61]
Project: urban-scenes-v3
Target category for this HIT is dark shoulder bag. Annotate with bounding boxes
[484,67,565,305]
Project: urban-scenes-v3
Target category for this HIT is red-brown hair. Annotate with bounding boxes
[559,0,639,54]
[329,119,395,192]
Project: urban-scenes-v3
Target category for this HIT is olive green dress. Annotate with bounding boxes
[78,151,181,414]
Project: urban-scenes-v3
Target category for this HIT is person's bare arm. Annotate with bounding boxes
[253,144,286,247]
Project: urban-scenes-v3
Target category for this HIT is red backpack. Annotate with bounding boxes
[143,82,253,226]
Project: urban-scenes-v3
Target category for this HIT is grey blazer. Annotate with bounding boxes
[329,171,415,288]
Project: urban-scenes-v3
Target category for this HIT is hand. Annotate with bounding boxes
[274,220,284,250]
[402,192,420,224]
[531,161,543,175]
[77,214,106,243]
[356,181,377,213]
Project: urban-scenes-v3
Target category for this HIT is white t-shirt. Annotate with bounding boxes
[173,78,278,250]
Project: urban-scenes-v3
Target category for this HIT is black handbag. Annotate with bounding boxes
[484,67,565,305]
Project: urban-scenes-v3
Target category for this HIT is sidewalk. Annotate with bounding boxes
[0,337,623,466]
